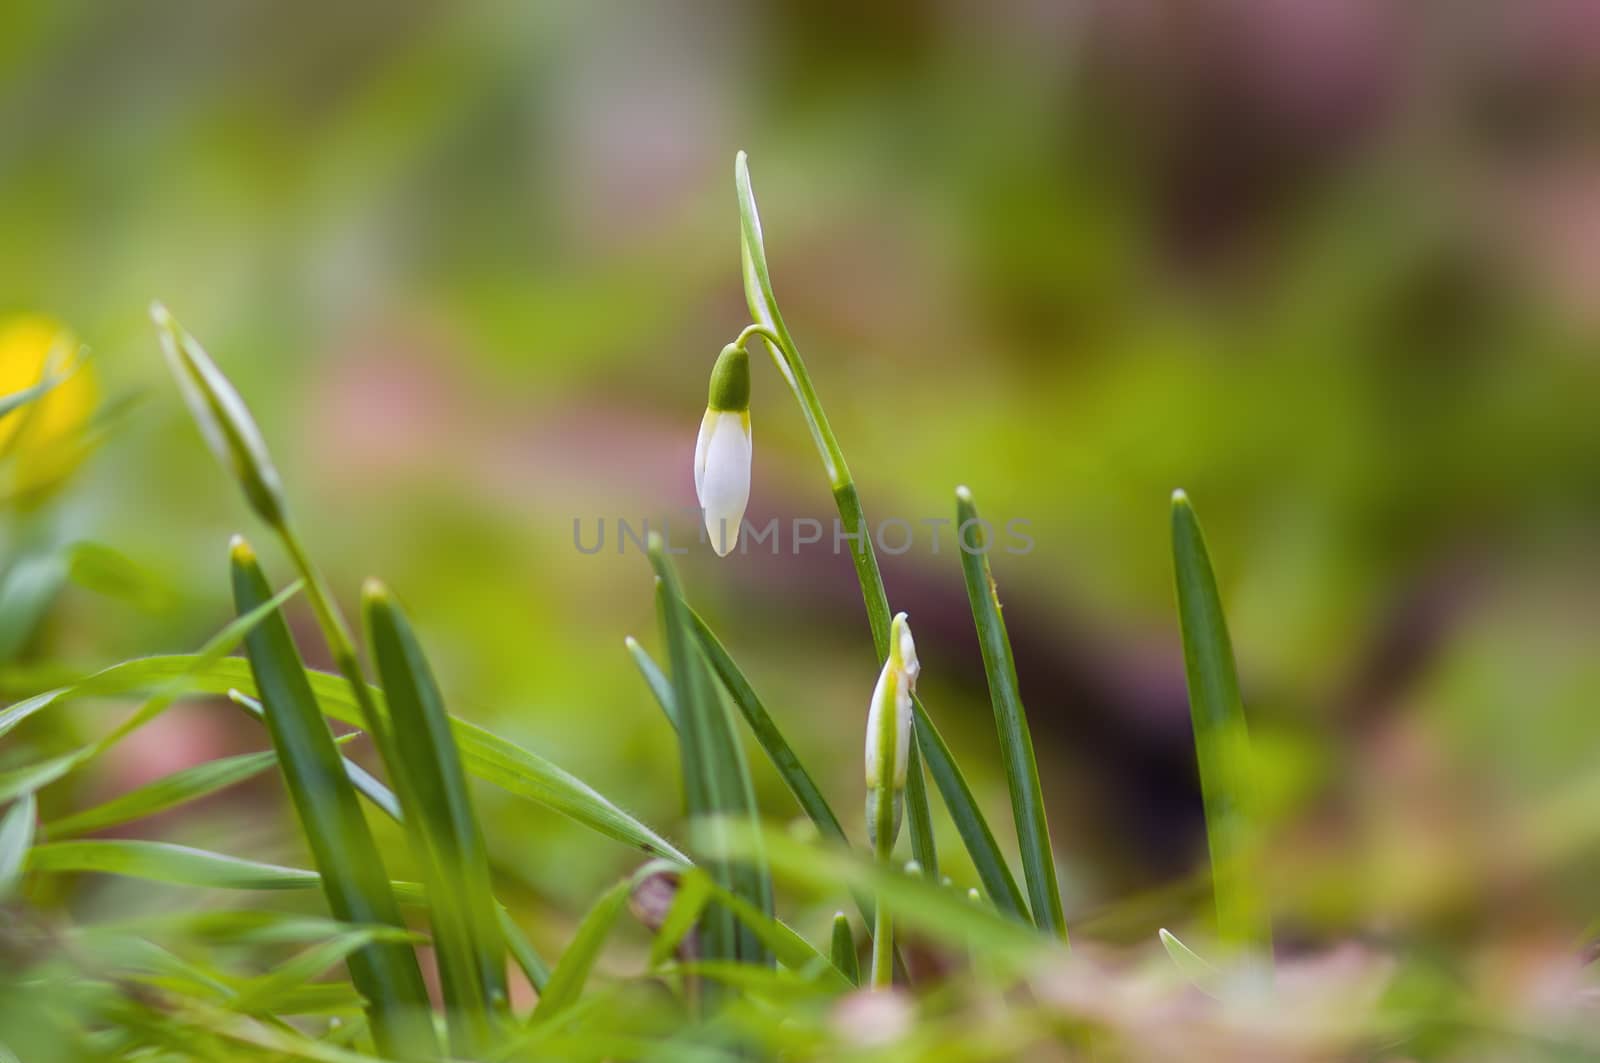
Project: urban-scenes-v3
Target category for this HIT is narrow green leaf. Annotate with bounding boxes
[698,871,842,986]
[25,839,322,889]
[232,929,420,1013]
[230,538,437,1061]
[260,696,552,1012]
[624,635,677,732]
[229,691,403,823]
[648,536,772,975]
[0,792,37,899]
[9,652,686,863]
[531,877,632,1021]
[365,581,507,1051]
[700,821,1048,971]
[497,907,552,996]
[0,753,78,805]
[830,912,859,985]
[904,741,937,880]
[1158,927,1222,997]
[687,607,845,848]
[66,541,176,613]
[955,486,1067,941]
[1170,490,1272,963]
[672,961,838,1000]
[0,577,301,747]
[0,553,68,662]
[0,368,67,420]
[911,696,1028,920]
[234,688,551,998]
[679,611,898,947]
[44,749,282,839]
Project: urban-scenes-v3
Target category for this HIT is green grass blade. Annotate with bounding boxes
[830,913,859,985]
[1170,490,1272,964]
[230,538,437,1060]
[0,579,301,760]
[32,653,687,863]
[680,609,899,943]
[648,536,772,977]
[25,839,323,889]
[232,928,421,1013]
[0,369,67,420]
[687,607,845,847]
[624,635,677,732]
[904,741,937,880]
[0,754,79,804]
[0,792,37,900]
[696,870,843,986]
[911,696,1028,919]
[1158,927,1222,997]
[955,486,1066,940]
[700,822,1049,973]
[43,749,281,839]
[236,690,554,998]
[531,877,631,1021]
[497,908,552,996]
[364,582,507,1050]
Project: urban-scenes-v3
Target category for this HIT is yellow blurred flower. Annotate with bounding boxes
[0,314,98,501]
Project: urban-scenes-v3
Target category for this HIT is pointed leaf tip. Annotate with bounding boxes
[228,535,254,564]
[955,484,973,503]
[1172,488,1191,507]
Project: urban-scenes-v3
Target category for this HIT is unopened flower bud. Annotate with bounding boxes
[693,343,751,557]
[865,613,918,849]
[864,613,918,792]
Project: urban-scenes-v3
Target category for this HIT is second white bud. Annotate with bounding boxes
[865,612,919,793]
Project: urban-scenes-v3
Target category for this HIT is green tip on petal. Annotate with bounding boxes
[707,343,751,412]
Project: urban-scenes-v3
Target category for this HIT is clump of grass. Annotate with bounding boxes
[0,154,1304,1061]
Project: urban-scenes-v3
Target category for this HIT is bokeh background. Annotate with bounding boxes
[3,0,1599,967]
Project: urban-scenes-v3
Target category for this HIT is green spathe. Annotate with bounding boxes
[707,343,750,412]
[152,303,286,528]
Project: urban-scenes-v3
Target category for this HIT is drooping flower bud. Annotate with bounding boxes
[694,343,751,556]
[865,612,918,848]
[151,302,287,528]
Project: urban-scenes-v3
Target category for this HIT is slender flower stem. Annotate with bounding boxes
[279,523,392,756]
[870,871,893,988]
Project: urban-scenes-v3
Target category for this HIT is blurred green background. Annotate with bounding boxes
[3,0,1598,958]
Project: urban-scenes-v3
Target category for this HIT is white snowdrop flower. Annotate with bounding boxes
[694,343,751,557]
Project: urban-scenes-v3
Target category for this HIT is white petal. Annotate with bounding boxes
[693,409,715,504]
[700,411,750,557]
[864,662,893,788]
[891,685,912,786]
